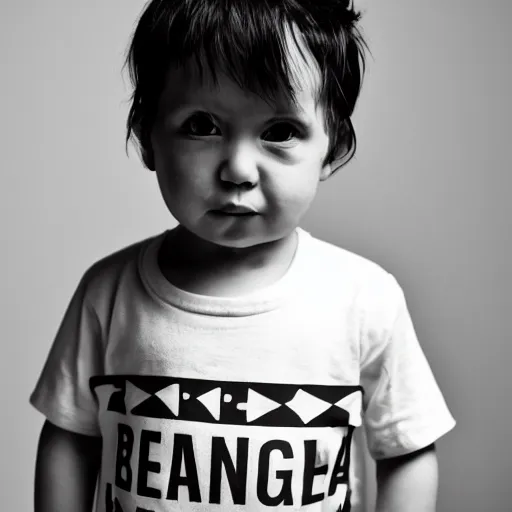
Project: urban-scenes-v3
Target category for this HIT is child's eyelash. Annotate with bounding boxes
[261,122,301,142]
[182,113,219,136]
[181,113,302,143]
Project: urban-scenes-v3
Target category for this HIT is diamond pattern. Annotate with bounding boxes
[335,391,362,427]
[90,375,363,428]
[286,389,332,424]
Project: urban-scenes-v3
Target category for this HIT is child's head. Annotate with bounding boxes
[124,0,367,249]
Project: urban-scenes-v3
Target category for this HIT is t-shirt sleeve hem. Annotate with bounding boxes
[369,416,456,461]
[29,394,101,438]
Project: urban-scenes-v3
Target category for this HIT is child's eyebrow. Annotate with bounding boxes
[164,100,309,122]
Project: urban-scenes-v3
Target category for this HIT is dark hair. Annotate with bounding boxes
[124,0,368,173]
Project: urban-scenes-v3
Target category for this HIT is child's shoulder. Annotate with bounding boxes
[78,231,164,299]
[305,230,396,290]
[306,232,406,321]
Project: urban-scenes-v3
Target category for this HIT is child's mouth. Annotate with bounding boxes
[213,204,259,216]
[213,210,258,217]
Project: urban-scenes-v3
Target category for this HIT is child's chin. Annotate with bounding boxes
[208,234,263,249]
[211,231,292,252]
[199,227,273,250]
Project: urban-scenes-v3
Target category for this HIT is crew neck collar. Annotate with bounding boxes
[139,227,311,316]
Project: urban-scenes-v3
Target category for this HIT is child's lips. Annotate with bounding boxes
[212,211,259,217]
[214,204,259,215]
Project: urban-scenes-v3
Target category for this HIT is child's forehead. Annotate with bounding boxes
[161,67,298,113]
[158,26,322,117]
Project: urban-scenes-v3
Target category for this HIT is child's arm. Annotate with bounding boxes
[375,443,438,512]
[360,272,455,511]
[35,420,102,512]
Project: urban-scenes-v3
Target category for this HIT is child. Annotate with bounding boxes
[30,1,455,511]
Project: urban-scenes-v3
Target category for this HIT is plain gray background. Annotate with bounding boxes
[1,1,511,510]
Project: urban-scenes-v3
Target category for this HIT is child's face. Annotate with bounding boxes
[150,36,332,250]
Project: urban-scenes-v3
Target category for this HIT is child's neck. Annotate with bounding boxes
[158,226,298,297]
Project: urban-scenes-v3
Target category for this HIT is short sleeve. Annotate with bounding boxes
[29,273,104,436]
[360,272,456,460]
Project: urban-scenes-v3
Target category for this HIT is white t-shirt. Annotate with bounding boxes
[30,227,455,512]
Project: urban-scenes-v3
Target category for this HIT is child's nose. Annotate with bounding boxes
[219,140,259,188]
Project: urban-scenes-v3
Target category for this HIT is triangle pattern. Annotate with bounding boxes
[286,389,332,424]
[125,381,152,413]
[197,387,221,421]
[156,383,180,416]
[246,389,281,422]
[335,391,362,427]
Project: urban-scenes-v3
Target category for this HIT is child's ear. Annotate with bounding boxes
[141,137,155,171]
[324,149,354,178]
[142,147,156,171]
[319,148,352,182]
[320,118,355,180]
[135,123,156,171]
[319,161,333,181]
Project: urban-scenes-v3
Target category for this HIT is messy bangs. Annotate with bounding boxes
[176,2,298,104]
[124,0,367,170]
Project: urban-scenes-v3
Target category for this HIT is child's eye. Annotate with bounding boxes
[261,122,300,143]
[182,113,220,137]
